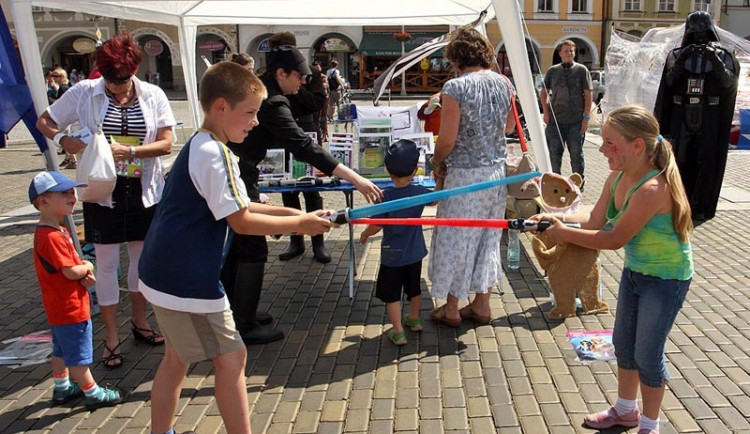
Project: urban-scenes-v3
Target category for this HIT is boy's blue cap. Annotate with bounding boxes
[385,139,419,177]
[29,171,86,203]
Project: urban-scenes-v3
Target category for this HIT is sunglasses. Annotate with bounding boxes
[50,74,61,78]
[105,75,132,85]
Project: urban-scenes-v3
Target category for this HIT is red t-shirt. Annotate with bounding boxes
[33,226,90,326]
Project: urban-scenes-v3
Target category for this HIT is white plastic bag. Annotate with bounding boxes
[76,131,116,206]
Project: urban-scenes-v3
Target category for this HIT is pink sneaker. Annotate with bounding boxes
[584,406,640,429]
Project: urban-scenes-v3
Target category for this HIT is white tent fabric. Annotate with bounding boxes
[10,0,550,172]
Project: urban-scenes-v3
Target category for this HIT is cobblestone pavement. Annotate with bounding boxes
[1,101,750,433]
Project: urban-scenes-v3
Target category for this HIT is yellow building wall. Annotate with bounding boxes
[488,0,604,73]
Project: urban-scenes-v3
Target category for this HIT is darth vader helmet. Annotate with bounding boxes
[682,11,720,46]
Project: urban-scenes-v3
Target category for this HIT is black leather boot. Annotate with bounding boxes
[311,235,331,263]
[228,262,284,345]
[279,235,305,261]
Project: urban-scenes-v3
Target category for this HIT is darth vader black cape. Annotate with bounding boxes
[654,14,740,221]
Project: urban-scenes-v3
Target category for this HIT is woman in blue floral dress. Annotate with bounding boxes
[428,28,515,327]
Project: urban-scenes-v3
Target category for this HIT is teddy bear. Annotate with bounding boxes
[531,172,609,319]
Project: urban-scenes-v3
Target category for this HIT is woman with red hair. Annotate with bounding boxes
[37,33,175,368]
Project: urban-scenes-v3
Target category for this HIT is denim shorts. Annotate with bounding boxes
[613,268,690,387]
[51,319,94,367]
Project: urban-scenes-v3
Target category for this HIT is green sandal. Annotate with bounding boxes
[402,315,423,332]
[384,329,407,346]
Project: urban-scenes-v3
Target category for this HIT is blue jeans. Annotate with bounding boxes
[613,268,690,388]
[545,122,585,178]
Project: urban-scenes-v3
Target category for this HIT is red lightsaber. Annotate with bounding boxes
[350,218,580,232]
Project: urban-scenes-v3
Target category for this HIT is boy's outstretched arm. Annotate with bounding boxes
[359,225,382,244]
[226,208,334,237]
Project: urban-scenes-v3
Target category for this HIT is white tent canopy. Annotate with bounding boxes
[10,0,550,172]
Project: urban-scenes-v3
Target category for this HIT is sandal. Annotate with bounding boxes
[384,329,407,346]
[59,158,71,168]
[131,320,165,346]
[459,305,492,324]
[102,341,123,369]
[402,314,423,332]
[429,305,462,328]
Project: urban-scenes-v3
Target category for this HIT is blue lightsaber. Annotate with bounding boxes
[323,171,541,224]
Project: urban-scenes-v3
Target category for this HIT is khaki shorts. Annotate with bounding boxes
[152,305,244,364]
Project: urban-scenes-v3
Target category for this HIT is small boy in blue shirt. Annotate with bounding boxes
[360,139,430,346]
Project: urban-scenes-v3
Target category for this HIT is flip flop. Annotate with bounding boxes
[429,305,462,328]
[459,305,492,324]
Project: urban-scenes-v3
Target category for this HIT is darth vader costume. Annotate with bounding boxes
[654,11,740,221]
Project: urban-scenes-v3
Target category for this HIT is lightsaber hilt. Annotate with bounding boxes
[322,208,350,224]
[507,218,581,232]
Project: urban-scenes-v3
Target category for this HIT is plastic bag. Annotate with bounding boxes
[506,143,540,200]
[76,131,116,206]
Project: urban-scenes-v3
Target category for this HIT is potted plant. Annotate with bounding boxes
[393,31,413,42]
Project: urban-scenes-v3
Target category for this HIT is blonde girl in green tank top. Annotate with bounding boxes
[531,105,693,433]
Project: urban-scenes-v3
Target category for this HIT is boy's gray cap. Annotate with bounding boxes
[385,139,419,177]
[29,171,86,203]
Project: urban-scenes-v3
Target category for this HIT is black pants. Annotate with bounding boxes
[281,190,323,213]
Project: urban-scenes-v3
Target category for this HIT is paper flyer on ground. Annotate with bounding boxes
[567,330,616,362]
[0,331,53,368]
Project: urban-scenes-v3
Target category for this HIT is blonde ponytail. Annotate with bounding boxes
[653,136,693,241]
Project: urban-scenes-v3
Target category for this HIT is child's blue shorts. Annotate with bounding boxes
[51,319,94,367]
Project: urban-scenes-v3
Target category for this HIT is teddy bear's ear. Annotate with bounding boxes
[570,173,583,189]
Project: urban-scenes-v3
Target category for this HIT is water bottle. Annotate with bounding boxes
[507,229,520,270]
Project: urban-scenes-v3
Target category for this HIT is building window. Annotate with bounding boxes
[658,0,676,11]
[572,0,588,12]
[693,0,709,10]
[538,0,554,12]
[624,0,642,11]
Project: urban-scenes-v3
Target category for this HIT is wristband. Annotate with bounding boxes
[53,132,67,145]
[582,115,590,121]
[130,146,136,159]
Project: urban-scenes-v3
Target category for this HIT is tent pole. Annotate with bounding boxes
[178,20,201,134]
[491,0,551,173]
[10,0,84,257]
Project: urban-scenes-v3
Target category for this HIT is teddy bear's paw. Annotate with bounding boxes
[582,302,610,314]
[548,307,576,319]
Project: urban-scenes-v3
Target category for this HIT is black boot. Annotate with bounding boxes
[311,235,331,264]
[221,254,272,325]
[228,262,284,345]
[279,235,305,261]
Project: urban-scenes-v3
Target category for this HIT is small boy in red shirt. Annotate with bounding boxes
[30,171,123,410]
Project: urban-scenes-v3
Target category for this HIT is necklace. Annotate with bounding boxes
[105,87,136,107]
